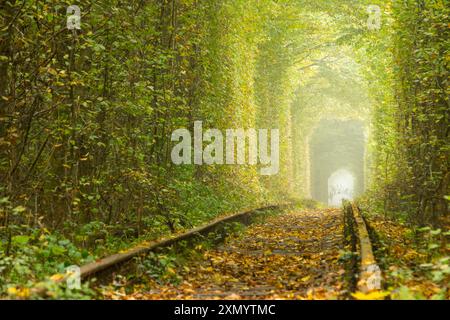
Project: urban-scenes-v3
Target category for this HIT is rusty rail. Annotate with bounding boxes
[348,202,382,293]
[46,203,292,288]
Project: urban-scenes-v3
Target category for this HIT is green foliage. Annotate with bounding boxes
[0,225,95,298]
[139,252,182,285]
[370,215,449,300]
[0,0,295,295]
[363,0,449,224]
[0,0,448,298]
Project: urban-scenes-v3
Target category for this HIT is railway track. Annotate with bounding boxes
[45,201,382,299]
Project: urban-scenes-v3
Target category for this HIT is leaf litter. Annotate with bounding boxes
[104,208,348,300]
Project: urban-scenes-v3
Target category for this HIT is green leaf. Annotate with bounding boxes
[12,235,30,245]
[12,205,27,214]
[431,271,444,282]
[51,245,67,256]
[430,229,441,236]
[428,243,439,250]
[394,286,416,300]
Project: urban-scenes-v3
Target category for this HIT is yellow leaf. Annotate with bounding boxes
[50,273,65,282]
[167,267,176,274]
[351,291,390,300]
[7,287,17,295]
[47,68,58,76]
[301,275,311,282]
[7,287,30,298]
[17,288,30,298]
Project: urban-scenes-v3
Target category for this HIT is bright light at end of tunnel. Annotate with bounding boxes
[328,169,355,207]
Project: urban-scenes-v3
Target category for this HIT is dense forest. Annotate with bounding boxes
[0,0,448,300]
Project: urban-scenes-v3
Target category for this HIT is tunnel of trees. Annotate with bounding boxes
[0,0,448,298]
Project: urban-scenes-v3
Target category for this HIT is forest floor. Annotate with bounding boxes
[106,208,348,300]
[365,214,450,300]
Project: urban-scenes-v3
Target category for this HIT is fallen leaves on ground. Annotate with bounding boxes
[104,209,347,300]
